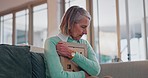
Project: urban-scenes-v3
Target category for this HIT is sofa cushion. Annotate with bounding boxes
[0,44,32,78]
[99,61,148,78]
[31,52,45,78]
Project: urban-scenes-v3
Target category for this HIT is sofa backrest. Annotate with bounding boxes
[0,44,46,78]
[0,44,32,78]
[98,61,148,78]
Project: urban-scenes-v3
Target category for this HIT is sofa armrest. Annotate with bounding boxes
[98,61,148,78]
[31,52,45,78]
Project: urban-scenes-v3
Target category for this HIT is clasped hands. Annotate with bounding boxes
[56,41,92,78]
[56,41,74,59]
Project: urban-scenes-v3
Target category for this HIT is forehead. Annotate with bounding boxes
[78,16,90,25]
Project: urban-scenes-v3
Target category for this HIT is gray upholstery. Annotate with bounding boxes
[0,44,45,78]
[1,44,148,78]
[0,44,32,78]
[98,61,148,78]
[31,52,45,78]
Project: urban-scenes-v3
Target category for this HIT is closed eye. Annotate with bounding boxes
[81,26,87,29]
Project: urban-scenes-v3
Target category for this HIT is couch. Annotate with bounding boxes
[98,60,148,78]
[1,44,148,78]
[0,44,45,78]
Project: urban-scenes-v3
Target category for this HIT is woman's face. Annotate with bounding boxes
[69,16,90,40]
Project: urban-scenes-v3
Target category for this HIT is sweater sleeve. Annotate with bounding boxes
[71,40,101,76]
[44,38,85,78]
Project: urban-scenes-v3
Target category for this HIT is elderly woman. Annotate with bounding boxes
[44,6,101,78]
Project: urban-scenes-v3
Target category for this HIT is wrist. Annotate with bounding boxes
[71,52,76,58]
[68,49,76,59]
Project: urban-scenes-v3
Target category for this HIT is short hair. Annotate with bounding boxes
[60,6,91,35]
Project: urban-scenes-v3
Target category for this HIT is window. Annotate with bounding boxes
[146,0,148,59]
[0,2,47,47]
[120,0,146,61]
[16,10,29,44]
[33,3,47,47]
[98,0,117,63]
[93,0,148,63]
[0,14,12,44]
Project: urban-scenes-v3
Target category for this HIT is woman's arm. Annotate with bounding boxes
[44,37,85,78]
[71,40,101,76]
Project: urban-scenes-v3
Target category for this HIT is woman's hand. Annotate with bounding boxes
[56,41,74,58]
[85,72,90,78]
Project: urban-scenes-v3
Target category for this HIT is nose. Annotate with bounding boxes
[83,29,87,34]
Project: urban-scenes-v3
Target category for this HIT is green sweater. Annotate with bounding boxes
[44,35,100,78]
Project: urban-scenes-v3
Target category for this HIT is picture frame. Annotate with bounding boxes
[60,42,87,72]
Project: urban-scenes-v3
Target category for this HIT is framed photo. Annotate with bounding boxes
[60,42,87,72]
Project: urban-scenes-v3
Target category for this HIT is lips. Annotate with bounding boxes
[79,34,83,37]
[79,35,83,37]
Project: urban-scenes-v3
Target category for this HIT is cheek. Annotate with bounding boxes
[74,26,82,32]
[71,25,83,36]
[74,28,82,35]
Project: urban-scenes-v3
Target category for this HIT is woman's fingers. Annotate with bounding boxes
[58,41,66,44]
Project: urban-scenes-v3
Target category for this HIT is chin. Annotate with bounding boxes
[76,37,81,40]
[73,38,80,40]
[73,36,82,40]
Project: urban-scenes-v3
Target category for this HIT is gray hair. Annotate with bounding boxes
[60,6,91,35]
